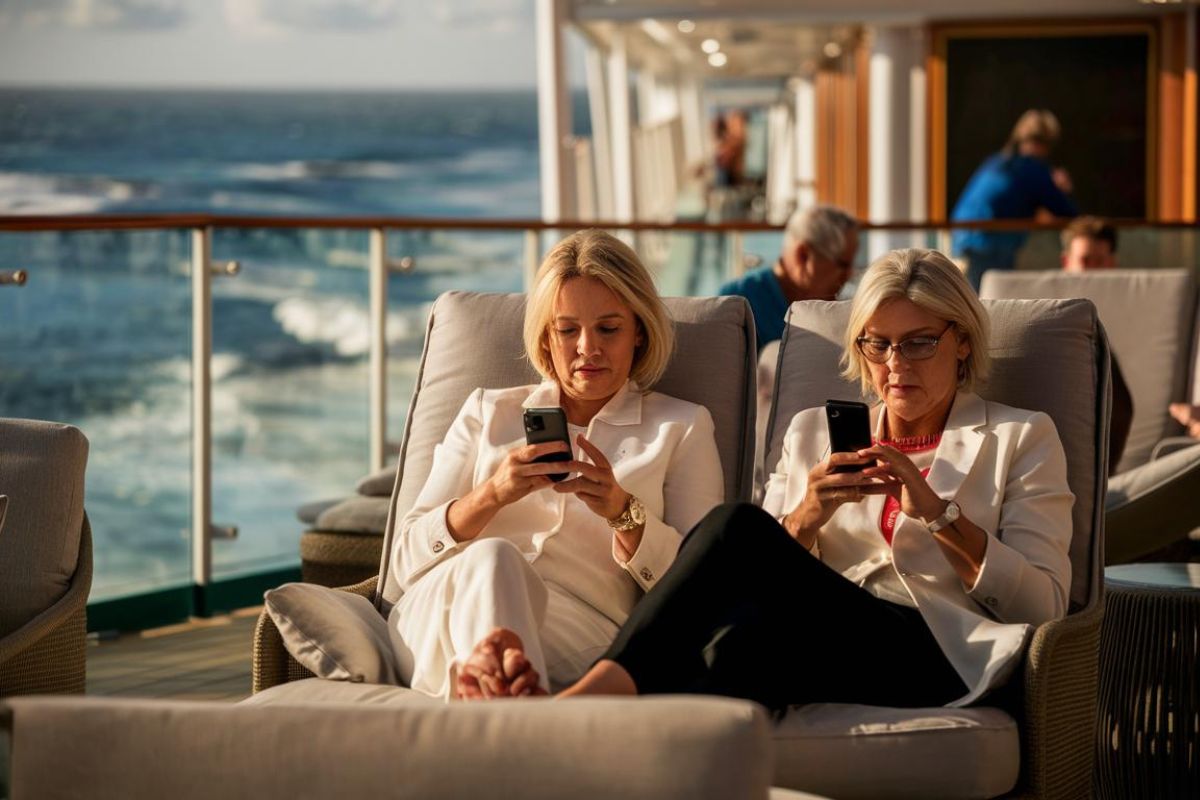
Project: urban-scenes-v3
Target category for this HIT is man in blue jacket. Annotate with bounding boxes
[719,204,858,352]
[952,109,1077,290]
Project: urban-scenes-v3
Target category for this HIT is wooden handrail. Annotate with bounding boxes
[0,214,1197,233]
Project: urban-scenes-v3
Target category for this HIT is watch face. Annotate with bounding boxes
[946,501,960,521]
[629,497,646,525]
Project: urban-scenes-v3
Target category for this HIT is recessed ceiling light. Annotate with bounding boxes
[708,52,728,67]
[702,38,721,54]
[677,20,696,33]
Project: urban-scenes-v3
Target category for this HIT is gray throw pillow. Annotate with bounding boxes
[264,583,400,685]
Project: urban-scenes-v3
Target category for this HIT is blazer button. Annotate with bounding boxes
[639,567,654,582]
[986,596,998,607]
[432,540,445,554]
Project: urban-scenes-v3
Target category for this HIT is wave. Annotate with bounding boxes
[0,171,148,214]
[226,159,415,182]
[273,296,430,357]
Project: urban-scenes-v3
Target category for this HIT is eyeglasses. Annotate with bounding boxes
[856,322,955,364]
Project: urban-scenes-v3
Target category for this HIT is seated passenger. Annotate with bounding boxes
[554,248,1074,712]
[1060,216,1132,471]
[1060,215,1117,272]
[387,229,724,700]
[719,204,858,351]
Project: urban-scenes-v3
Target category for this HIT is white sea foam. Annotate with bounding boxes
[272,296,428,356]
[227,160,414,182]
[0,171,146,214]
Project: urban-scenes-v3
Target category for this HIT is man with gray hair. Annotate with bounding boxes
[719,204,859,350]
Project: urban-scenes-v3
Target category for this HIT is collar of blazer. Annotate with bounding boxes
[521,378,644,427]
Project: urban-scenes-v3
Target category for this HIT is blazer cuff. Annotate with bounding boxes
[617,514,681,591]
[966,534,1020,617]
[407,499,462,575]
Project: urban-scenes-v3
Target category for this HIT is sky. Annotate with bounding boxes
[0,0,580,90]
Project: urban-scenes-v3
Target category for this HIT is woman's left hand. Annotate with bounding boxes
[858,443,947,524]
[553,434,630,521]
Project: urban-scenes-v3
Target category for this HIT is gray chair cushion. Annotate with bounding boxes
[981,269,1195,471]
[355,465,397,497]
[773,704,1019,800]
[767,298,1105,611]
[295,498,341,526]
[313,495,390,535]
[378,291,757,607]
[1105,442,1200,563]
[0,419,88,638]
[263,583,401,685]
[7,695,774,800]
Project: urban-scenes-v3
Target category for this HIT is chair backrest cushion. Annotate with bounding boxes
[981,269,1195,471]
[378,291,757,607]
[0,419,88,638]
[765,298,1107,611]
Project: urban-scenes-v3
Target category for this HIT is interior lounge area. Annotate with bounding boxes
[2,1,1200,798]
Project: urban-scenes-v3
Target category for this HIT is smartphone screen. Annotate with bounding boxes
[825,400,872,473]
[523,407,572,482]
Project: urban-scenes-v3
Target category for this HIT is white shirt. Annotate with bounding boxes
[392,379,726,626]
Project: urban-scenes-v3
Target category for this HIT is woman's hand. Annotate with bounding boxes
[857,444,947,523]
[553,435,629,520]
[783,451,895,546]
[447,440,570,543]
[486,440,573,507]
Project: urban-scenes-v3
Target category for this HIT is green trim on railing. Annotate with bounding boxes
[87,566,301,633]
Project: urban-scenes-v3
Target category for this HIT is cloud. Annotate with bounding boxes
[223,0,401,38]
[0,0,187,30]
[426,0,530,35]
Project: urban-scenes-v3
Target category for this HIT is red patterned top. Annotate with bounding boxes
[877,434,941,545]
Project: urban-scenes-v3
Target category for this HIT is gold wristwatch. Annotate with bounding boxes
[607,495,646,531]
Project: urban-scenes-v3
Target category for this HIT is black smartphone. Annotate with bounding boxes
[825,399,872,473]
[523,407,572,482]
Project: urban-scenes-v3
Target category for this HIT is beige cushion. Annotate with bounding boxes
[1191,297,1200,404]
[379,291,757,607]
[355,464,397,497]
[0,419,88,638]
[263,583,399,685]
[981,269,1194,470]
[767,298,1105,612]
[5,695,773,800]
[245,677,428,707]
[773,704,1019,799]
[312,494,389,534]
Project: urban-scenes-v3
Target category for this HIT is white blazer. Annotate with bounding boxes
[392,379,725,626]
[763,391,1074,706]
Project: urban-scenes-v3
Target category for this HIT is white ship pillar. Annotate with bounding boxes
[536,0,573,223]
[793,75,817,211]
[866,25,927,257]
[607,31,635,224]
[585,42,615,220]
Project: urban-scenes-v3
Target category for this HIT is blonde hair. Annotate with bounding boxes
[523,230,674,390]
[1006,109,1061,152]
[842,248,991,396]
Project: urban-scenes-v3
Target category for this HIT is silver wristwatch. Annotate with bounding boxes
[607,495,646,531]
[927,500,961,533]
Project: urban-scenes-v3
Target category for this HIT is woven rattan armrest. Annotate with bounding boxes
[250,575,380,694]
[1004,597,1105,799]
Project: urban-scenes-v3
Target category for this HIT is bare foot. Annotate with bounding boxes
[455,628,546,700]
[555,659,637,698]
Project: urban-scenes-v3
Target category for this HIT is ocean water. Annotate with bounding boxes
[0,88,587,600]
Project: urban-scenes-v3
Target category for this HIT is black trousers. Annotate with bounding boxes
[603,503,968,714]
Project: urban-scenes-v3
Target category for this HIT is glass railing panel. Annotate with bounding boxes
[0,229,193,601]
[208,227,371,579]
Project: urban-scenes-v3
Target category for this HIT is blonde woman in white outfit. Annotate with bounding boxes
[386,229,725,700]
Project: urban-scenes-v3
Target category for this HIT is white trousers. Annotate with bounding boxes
[388,538,619,700]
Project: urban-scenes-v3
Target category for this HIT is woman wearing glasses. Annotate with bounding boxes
[553,248,1074,712]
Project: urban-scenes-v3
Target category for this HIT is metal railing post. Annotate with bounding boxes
[369,228,388,474]
[191,227,213,588]
[729,230,746,281]
[524,229,541,290]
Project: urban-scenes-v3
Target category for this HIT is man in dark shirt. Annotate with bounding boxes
[718,205,859,351]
